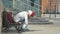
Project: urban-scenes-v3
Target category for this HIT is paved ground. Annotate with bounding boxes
[1,16,60,34]
[1,14,60,34]
[2,24,60,34]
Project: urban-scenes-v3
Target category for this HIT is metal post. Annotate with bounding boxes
[38,0,39,17]
[55,0,56,18]
[13,0,15,8]
[40,0,42,17]
[49,0,51,19]
[27,0,28,11]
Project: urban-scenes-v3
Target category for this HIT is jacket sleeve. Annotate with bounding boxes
[25,15,28,24]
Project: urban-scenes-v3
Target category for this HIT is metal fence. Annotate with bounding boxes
[2,0,60,18]
[13,0,41,17]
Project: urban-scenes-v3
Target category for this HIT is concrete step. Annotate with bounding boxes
[28,22,53,24]
[28,17,53,24]
[29,17,49,22]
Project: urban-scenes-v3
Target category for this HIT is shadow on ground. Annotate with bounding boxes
[2,29,43,33]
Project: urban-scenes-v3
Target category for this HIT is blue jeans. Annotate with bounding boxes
[18,17,25,30]
[19,17,25,23]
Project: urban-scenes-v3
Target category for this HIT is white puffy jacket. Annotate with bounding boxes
[14,11,28,24]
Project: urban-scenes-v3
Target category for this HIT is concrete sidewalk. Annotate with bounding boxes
[2,24,60,34]
[2,17,60,34]
[22,25,60,34]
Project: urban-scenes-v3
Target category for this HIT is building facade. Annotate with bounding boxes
[2,0,13,8]
[2,0,60,17]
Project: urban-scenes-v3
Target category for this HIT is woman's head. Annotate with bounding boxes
[28,10,35,17]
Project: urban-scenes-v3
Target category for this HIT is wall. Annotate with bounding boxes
[0,0,3,34]
[41,0,49,13]
[58,0,60,12]
[41,0,56,13]
[2,0,13,8]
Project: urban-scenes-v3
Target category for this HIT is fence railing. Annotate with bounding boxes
[13,0,41,17]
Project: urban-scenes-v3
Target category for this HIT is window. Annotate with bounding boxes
[30,0,35,6]
[8,0,13,1]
